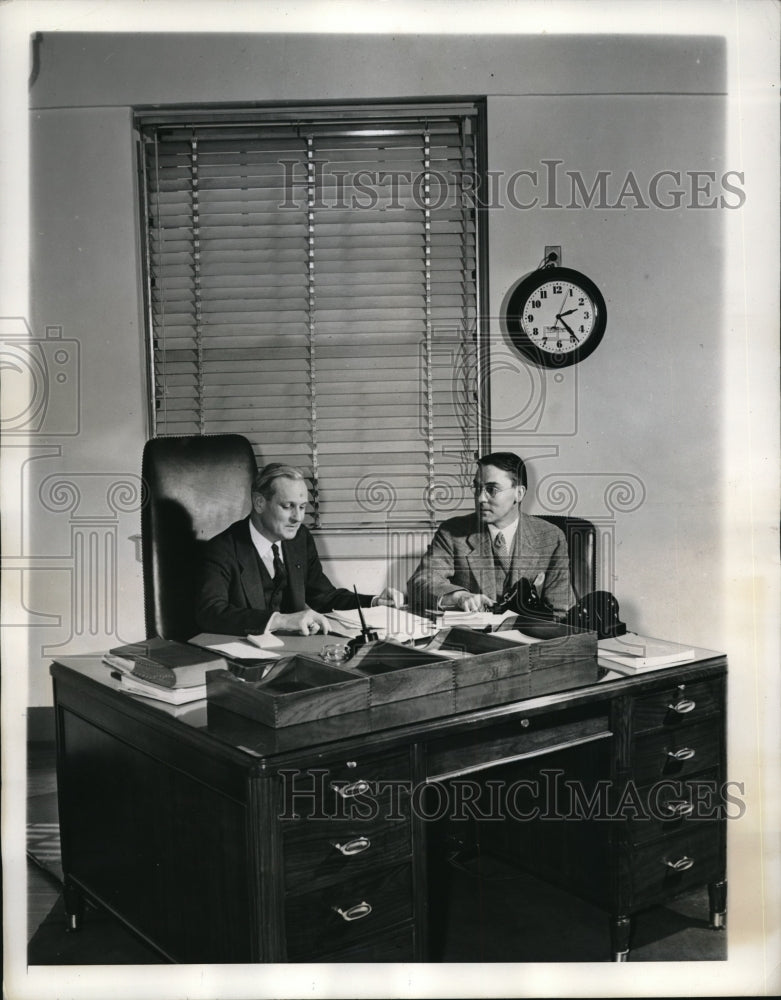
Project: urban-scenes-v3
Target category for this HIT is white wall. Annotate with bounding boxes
[25,31,728,704]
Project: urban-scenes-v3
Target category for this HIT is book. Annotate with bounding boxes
[110,670,207,704]
[108,637,226,688]
[597,632,696,671]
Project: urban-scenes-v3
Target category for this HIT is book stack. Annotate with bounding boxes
[440,609,518,630]
[597,632,696,673]
[103,637,227,704]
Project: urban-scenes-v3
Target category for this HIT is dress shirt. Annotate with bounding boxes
[248,519,284,579]
[487,517,519,553]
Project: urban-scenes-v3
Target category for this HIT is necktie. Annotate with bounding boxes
[493,532,510,601]
[271,543,285,580]
[269,543,288,612]
[493,532,510,571]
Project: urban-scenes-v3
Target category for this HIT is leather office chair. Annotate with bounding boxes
[141,434,257,640]
[537,514,596,602]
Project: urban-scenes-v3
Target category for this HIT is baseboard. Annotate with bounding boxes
[28,707,55,743]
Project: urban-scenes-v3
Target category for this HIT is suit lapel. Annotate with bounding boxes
[511,514,546,587]
[509,515,524,581]
[236,519,266,611]
[465,521,497,601]
[282,532,306,609]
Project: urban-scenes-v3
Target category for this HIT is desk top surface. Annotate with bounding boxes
[50,635,726,768]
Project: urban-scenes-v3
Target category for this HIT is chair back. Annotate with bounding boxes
[141,434,256,640]
[536,514,597,602]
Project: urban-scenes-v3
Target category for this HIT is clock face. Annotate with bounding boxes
[506,267,607,368]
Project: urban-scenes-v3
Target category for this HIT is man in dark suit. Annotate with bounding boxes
[407,452,574,616]
[196,464,403,635]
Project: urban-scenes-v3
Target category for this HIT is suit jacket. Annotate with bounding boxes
[195,517,371,635]
[406,512,574,615]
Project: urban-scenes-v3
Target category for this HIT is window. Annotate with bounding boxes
[139,104,483,528]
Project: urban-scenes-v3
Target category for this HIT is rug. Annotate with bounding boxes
[26,790,64,883]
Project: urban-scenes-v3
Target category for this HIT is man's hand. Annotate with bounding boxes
[267,608,330,635]
[372,587,405,608]
[446,590,493,613]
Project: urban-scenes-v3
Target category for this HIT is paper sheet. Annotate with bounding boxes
[189,632,280,659]
[326,606,436,641]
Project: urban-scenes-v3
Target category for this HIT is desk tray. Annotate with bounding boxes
[207,628,598,728]
[426,625,597,710]
[206,656,370,728]
[346,640,454,706]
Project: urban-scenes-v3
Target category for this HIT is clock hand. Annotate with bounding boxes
[556,308,578,318]
[557,317,579,340]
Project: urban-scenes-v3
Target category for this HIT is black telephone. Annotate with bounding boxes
[492,577,557,628]
[565,590,627,639]
[494,580,627,641]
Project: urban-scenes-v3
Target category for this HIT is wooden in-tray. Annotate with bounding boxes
[207,627,599,729]
[206,656,369,728]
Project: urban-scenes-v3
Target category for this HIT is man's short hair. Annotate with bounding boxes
[478,452,528,490]
[252,463,306,499]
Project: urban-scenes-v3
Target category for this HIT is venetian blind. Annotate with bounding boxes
[140,107,480,528]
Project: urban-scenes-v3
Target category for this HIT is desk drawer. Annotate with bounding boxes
[278,749,411,821]
[426,707,610,782]
[302,922,415,963]
[627,770,723,847]
[285,863,412,960]
[633,720,721,784]
[633,678,722,734]
[629,828,722,908]
[283,817,411,892]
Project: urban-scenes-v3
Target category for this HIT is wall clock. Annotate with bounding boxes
[505,266,607,368]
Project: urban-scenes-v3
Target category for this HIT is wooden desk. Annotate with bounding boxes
[50,641,727,963]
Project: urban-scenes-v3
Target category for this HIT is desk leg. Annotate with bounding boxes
[708,880,727,930]
[610,914,631,961]
[63,876,85,932]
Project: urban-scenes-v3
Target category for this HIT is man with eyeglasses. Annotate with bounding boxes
[407,452,574,616]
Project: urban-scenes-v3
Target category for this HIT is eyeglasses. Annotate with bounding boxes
[472,482,515,499]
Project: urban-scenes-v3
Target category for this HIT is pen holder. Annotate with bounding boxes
[346,629,380,659]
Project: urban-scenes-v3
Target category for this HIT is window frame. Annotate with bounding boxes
[135,100,490,533]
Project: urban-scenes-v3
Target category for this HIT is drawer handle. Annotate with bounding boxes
[663,800,694,818]
[663,856,695,872]
[332,836,371,856]
[667,747,696,762]
[668,698,696,714]
[331,779,371,799]
[333,900,372,922]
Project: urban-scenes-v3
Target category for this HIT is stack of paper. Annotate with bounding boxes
[103,637,226,704]
[440,609,518,630]
[104,667,208,705]
[325,606,436,642]
[598,633,696,672]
